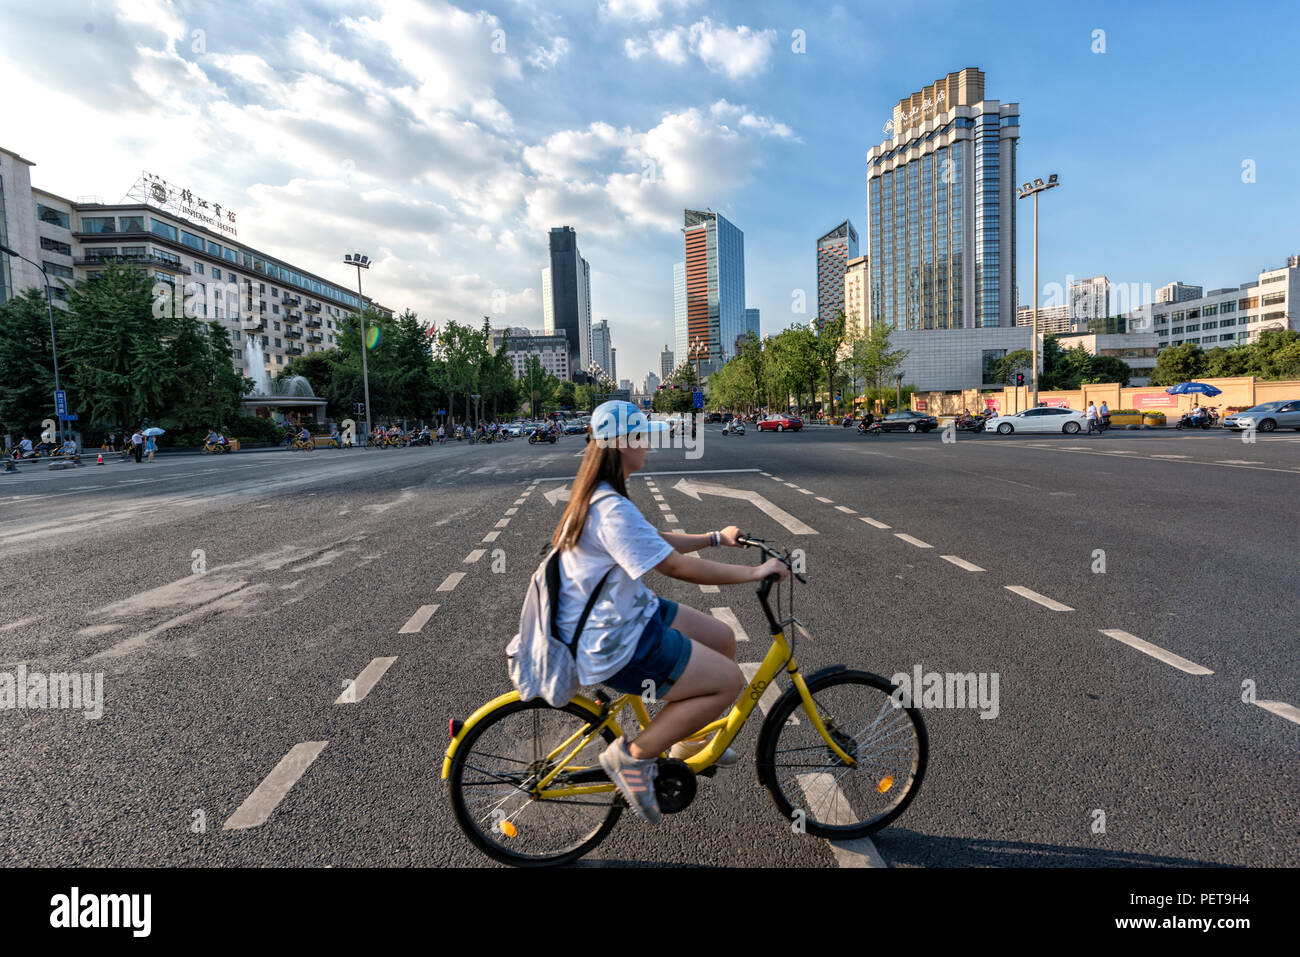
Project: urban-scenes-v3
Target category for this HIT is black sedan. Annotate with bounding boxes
[877,410,938,433]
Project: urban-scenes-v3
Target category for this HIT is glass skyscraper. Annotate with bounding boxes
[542,225,592,380]
[678,209,745,377]
[865,68,1018,332]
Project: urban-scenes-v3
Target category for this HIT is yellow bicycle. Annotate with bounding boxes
[443,536,928,867]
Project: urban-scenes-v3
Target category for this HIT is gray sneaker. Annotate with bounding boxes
[599,737,662,824]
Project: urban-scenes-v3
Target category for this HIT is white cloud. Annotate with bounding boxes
[624,17,777,79]
[600,0,700,23]
[527,37,569,70]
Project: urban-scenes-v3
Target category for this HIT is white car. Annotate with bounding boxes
[985,407,1090,434]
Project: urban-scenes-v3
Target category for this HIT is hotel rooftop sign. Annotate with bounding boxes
[126,171,238,237]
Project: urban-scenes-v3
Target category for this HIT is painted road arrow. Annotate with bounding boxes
[544,485,571,507]
[673,478,817,535]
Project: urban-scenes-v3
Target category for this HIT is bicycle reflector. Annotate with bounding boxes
[500,821,518,838]
[877,776,895,794]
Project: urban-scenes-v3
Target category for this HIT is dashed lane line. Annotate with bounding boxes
[708,606,750,641]
[796,488,813,495]
[1098,629,1212,675]
[1004,586,1073,612]
[794,774,887,868]
[893,533,932,549]
[834,505,857,514]
[336,657,399,703]
[939,555,985,572]
[1255,700,1300,726]
[464,549,486,563]
[482,531,501,543]
[224,741,328,830]
[859,517,891,529]
[399,605,440,634]
[494,518,511,528]
[815,497,833,504]
[505,508,518,516]
[437,572,467,591]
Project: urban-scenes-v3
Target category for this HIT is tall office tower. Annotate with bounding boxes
[682,209,745,376]
[743,307,760,346]
[815,220,858,328]
[590,318,612,378]
[843,255,869,337]
[1070,276,1111,324]
[660,344,675,380]
[609,346,616,383]
[644,371,660,393]
[542,226,592,379]
[673,261,687,367]
[1155,281,1203,304]
[865,67,1019,331]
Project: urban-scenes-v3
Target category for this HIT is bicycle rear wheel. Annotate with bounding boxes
[757,670,927,839]
[447,698,623,867]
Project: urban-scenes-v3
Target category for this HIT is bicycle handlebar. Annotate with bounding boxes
[735,534,807,584]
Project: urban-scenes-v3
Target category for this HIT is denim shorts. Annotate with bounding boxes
[601,598,692,698]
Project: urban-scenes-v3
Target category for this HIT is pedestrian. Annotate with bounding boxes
[131,428,144,463]
[1086,401,1100,435]
[1099,400,1110,432]
[104,431,116,452]
[145,432,156,462]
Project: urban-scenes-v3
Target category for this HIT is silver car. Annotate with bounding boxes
[1221,400,1300,432]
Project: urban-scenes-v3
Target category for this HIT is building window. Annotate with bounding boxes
[272,304,279,314]
[81,216,117,234]
[122,245,146,256]
[212,268,222,280]
[194,262,204,275]
[272,288,279,297]
[1261,274,1286,284]
[1202,304,1217,316]
[1220,301,1235,312]
[181,230,204,251]
[274,338,281,348]
[207,241,221,257]
[150,219,178,242]
[233,349,242,359]
[232,330,241,341]
[37,204,70,228]
[275,354,283,365]
[1239,297,1258,309]
[40,237,72,255]
[1261,292,1285,306]
[119,215,144,232]
[274,321,281,331]
[43,261,74,279]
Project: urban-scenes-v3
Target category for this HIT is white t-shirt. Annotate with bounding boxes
[556,482,675,685]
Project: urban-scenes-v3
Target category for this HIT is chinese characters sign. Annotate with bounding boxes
[883,90,947,136]
[128,172,238,237]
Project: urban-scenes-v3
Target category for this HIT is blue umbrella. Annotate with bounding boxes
[142,427,166,437]
[1165,382,1222,397]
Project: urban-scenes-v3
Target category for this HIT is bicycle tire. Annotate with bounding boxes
[447,697,623,867]
[756,669,927,839]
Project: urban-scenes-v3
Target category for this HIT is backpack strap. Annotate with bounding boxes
[570,567,614,651]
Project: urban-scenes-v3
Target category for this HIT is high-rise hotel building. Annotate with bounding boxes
[865,67,1019,332]
[542,226,592,380]
[674,209,745,378]
[815,220,858,329]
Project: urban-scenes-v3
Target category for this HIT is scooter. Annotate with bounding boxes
[858,419,883,436]
[528,429,557,445]
[1175,413,1213,430]
[722,421,745,436]
[955,414,989,433]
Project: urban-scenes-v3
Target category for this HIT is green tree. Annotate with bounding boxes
[281,349,344,413]
[0,288,59,435]
[1084,355,1132,386]
[1149,343,1206,387]
[812,312,847,415]
[386,309,436,420]
[552,379,577,410]
[159,318,250,438]
[992,349,1034,387]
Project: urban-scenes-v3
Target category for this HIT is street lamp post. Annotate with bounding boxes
[0,243,65,447]
[343,253,372,439]
[895,372,904,412]
[1017,174,1060,408]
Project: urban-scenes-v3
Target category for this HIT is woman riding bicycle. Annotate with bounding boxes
[554,401,788,823]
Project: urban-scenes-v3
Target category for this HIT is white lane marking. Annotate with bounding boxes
[336,656,399,703]
[658,503,671,511]
[1256,700,1300,726]
[224,741,328,830]
[795,773,886,868]
[769,476,782,481]
[482,531,501,542]
[709,607,750,642]
[797,488,813,495]
[674,478,817,535]
[653,494,665,502]
[1005,586,1073,611]
[860,517,891,529]
[1216,460,1263,465]
[1098,629,1212,675]
[639,469,762,476]
[940,555,985,572]
[739,662,790,718]
[759,472,771,476]
[256,503,274,509]
[700,584,720,594]
[399,604,440,634]
[437,572,466,591]
[505,508,518,516]
[815,496,833,503]
[785,482,799,488]
[513,499,526,506]
[893,533,932,549]
[494,518,510,528]
[835,505,857,514]
[1150,454,1189,459]
[664,513,679,524]
[68,485,105,490]
[464,549,486,563]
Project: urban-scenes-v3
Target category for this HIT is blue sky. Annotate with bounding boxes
[1,0,1296,385]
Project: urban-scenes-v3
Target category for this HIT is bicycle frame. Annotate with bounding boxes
[442,574,857,799]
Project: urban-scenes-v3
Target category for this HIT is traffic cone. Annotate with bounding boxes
[96,453,104,465]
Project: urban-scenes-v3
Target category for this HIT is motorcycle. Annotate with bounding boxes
[857,418,883,435]
[954,413,989,433]
[528,429,557,445]
[841,415,854,428]
[722,422,745,436]
[1175,413,1213,430]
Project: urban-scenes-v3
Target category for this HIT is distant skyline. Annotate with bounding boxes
[2,0,1297,383]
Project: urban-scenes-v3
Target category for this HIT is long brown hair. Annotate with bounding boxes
[551,436,628,550]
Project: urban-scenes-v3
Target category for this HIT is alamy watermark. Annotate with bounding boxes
[1,665,104,720]
[890,665,999,719]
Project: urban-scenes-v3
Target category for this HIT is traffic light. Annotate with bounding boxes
[1015,373,1025,387]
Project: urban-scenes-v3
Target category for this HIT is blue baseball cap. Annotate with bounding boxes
[591,400,668,444]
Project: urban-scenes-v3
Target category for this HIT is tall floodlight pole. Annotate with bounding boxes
[1,244,65,446]
[344,253,372,437]
[1017,175,1059,408]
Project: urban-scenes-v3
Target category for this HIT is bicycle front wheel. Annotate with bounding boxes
[757,670,927,839]
[447,698,623,867]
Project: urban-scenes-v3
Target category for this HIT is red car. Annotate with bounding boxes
[758,414,803,432]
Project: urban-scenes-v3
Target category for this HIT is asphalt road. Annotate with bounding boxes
[0,425,1296,868]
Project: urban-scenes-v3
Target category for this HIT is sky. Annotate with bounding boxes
[1,0,1297,387]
